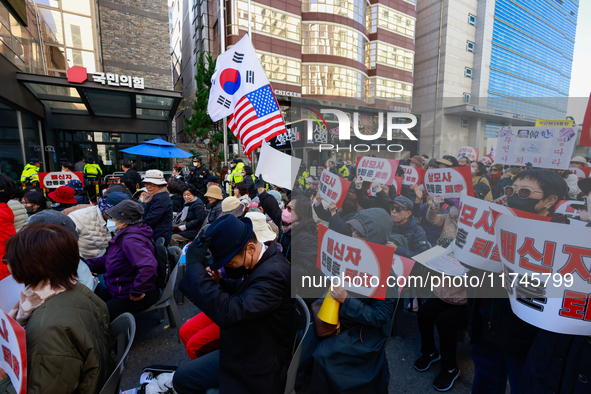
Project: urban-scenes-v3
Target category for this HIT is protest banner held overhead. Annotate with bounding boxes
[400,165,426,187]
[554,200,583,217]
[38,172,83,189]
[316,225,395,299]
[457,146,479,162]
[0,312,27,394]
[355,156,399,185]
[255,143,301,190]
[423,167,474,199]
[495,126,577,169]
[571,167,591,180]
[479,154,494,166]
[495,213,591,336]
[318,168,351,208]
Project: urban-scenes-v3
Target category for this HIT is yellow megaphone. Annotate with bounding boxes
[317,287,340,325]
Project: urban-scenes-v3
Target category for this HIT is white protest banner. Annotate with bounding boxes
[0,312,27,393]
[555,200,582,217]
[391,254,416,291]
[255,143,301,190]
[0,276,24,313]
[493,195,508,206]
[571,167,591,180]
[355,156,399,185]
[423,167,474,199]
[38,172,83,189]
[412,245,469,276]
[318,169,351,208]
[317,225,395,299]
[458,146,479,161]
[400,165,426,187]
[479,154,493,166]
[495,126,577,169]
[495,213,591,335]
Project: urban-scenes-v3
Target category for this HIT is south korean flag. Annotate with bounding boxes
[208,35,269,122]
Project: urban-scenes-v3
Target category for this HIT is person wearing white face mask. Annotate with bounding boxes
[86,200,159,321]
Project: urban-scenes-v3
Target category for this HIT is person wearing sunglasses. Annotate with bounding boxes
[390,195,430,258]
[470,168,568,394]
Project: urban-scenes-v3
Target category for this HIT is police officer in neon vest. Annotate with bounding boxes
[230,158,245,185]
[297,163,310,189]
[337,160,350,178]
[20,158,41,184]
[83,157,103,182]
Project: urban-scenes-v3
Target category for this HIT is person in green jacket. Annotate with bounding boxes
[83,157,103,182]
[229,159,245,186]
[19,158,41,184]
[0,223,114,394]
[298,163,310,188]
[337,159,350,178]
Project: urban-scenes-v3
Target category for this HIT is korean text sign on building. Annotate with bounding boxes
[318,169,351,208]
[423,167,474,199]
[1,312,27,394]
[316,225,395,299]
[355,157,399,185]
[495,214,591,336]
[495,126,577,169]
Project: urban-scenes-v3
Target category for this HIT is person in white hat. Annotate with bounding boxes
[245,211,277,242]
[220,196,246,218]
[142,170,173,246]
[569,156,588,168]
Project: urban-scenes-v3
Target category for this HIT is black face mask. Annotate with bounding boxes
[225,265,249,279]
[507,194,540,214]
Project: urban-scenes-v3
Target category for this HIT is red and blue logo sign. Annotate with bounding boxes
[220,68,241,95]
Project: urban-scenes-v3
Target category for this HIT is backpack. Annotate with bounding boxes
[121,234,177,289]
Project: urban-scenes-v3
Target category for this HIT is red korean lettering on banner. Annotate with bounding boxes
[470,238,494,258]
[559,245,591,282]
[559,291,591,321]
[459,204,477,226]
[517,238,555,274]
[345,246,361,266]
[500,229,517,264]
[333,243,345,261]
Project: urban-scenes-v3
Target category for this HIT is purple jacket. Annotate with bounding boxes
[87,223,158,298]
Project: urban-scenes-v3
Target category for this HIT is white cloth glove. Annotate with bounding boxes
[355,176,363,190]
[178,225,186,231]
[371,180,382,193]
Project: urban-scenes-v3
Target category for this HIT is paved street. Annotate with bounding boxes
[121,298,492,393]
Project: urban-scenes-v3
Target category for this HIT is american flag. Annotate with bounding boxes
[228,84,287,158]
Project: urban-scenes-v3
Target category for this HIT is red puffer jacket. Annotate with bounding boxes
[0,202,15,280]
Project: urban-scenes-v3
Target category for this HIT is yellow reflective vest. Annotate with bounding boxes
[20,163,39,183]
[338,165,350,178]
[298,170,310,188]
[83,163,103,179]
[230,162,245,184]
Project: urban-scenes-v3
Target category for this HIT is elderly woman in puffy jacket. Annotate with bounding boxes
[142,170,174,246]
[0,223,114,393]
[86,200,160,321]
[171,185,205,247]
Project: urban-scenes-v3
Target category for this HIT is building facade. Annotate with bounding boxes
[0,0,179,181]
[413,0,578,158]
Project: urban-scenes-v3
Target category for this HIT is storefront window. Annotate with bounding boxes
[0,103,24,181]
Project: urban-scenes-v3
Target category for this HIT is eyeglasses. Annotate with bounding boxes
[286,206,293,212]
[504,186,543,199]
[391,206,405,213]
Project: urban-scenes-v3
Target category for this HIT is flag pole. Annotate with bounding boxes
[220,0,229,168]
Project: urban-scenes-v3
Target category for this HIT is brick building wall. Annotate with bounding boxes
[98,0,172,90]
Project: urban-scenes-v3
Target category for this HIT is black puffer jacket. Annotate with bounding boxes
[176,198,206,239]
[290,220,326,305]
[519,330,591,393]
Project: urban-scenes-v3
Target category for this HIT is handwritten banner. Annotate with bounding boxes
[423,167,474,199]
[38,172,83,189]
[479,154,494,166]
[318,169,351,208]
[0,312,27,394]
[400,165,426,187]
[355,157,399,185]
[458,146,479,161]
[495,214,591,335]
[495,126,577,169]
[317,225,395,299]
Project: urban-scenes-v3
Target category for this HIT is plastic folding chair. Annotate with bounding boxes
[99,312,137,394]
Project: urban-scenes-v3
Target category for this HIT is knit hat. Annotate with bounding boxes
[143,170,167,185]
[66,179,84,191]
[48,186,77,204]
[28,210,79,240]
[268,190,282,205]
[204,185,223,200]
[410,155,424,168]
[221,196,245,217]
[245,212,276,243]
[98,191,131,213]
[106,200,144,224]
[206,176,220,184]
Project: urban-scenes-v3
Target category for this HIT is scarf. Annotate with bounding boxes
[178,196,198,223]
[9,280,71,326]
[142,185,168,204]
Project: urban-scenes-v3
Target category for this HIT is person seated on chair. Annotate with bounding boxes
[306,208,397,393]
[174,214,295,394]
[0,223,114,393]
[86,200,160,321]
[171,185,205,248]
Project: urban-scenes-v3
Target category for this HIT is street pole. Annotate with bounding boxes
[220,0,229,167]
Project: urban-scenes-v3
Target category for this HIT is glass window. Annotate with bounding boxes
[468,14,476,26]
[302,23,366,64]
[228,0,300,42]
[370,5,415,38]
[302,0,366,26]
[39,8,63,44]
[302,64,366,98]
[63,13,93,50]
[466,40,474,52]
[0,104,25,181]
[257,52,301,85]
[41,101,87,111]
[368,42,414,71]
[119,133,137,143]
[66,48,95,71]
[367,77,413,103]
[461,118,469,128]
[465,67,473,78]
[62,0,91,16]
[36,0,60,8]
[463,92,471,103]
[136,95,174,108]
[45,44,67,71]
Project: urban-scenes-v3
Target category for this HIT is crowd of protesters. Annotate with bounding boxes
[0,150,590,394]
